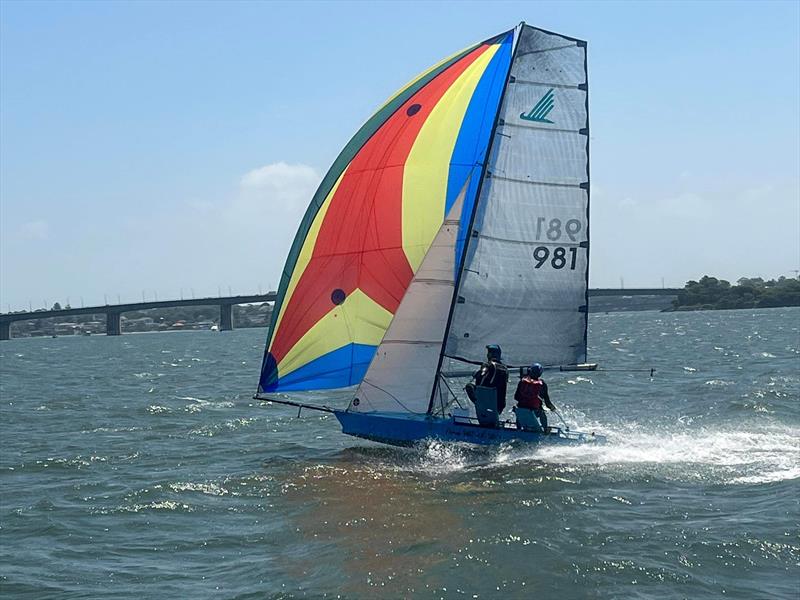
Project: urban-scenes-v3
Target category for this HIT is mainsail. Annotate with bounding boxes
[444,26,590,370]
[259,24,589,408]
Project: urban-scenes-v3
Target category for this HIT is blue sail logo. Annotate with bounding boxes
[520,88,555,123]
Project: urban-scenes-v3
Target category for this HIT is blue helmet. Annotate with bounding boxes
[486,344,502,360]
[529,363,543,377]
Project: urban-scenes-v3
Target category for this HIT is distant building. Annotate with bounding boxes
[54,322,79,335]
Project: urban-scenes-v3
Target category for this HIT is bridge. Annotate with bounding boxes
[0,288,681,340]
[0,294,276,340]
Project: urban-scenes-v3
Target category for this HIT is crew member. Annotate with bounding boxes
[465,344,509,424]
[514,362,556,432]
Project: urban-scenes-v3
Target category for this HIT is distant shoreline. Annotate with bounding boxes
[665,276,800,312]
[663,304,799,313]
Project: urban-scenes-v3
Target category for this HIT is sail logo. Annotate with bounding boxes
[520,88,555,123]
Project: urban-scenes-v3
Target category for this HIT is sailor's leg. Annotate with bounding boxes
[535,408,549,433]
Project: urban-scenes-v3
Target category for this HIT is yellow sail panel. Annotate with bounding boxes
[276,288,392,379]
[401,43,502,271]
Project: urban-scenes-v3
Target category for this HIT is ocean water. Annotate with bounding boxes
[1,308,798,599]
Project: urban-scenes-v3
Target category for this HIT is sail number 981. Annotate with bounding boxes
[536,218,582,241]
[533,246,578,270]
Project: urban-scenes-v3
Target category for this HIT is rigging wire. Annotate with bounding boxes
[429,374,467,417]
[359,380,417,414]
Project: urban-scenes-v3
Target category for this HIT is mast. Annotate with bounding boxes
[581,34,591,360]
[426,24,524,414]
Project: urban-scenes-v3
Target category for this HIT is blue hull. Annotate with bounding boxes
[334,411,605,447]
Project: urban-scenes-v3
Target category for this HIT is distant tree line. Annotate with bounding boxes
[670,276,800,311]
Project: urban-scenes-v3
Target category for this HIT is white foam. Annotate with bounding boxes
[528,424,800,485]
[386,422,800,486]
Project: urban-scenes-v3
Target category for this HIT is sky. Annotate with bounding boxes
[1,0,798,311]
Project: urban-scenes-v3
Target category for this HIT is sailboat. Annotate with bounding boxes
[255,23,605,447]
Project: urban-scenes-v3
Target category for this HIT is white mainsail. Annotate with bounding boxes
[443,25,590,370]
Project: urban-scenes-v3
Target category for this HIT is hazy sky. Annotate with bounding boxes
[1,0,798,311]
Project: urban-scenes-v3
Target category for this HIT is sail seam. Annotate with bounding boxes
[409,279,455,285]
[511,80,582,89]
[476,234,584,247]
[500,122,586,135]
[444,351,583,367]
[454,301,585,313]
[526,25,587,46]
[488,174,586,188]
[275,244,444,261]
[515,43,576,56]
[378,340,442,345]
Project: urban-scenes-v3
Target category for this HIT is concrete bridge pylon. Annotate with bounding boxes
[106,312,122,336]
[220,304,233,331]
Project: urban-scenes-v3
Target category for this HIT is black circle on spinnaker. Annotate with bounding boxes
[331,288,346,305]
[406,103,421,116]
[352,398,360,407]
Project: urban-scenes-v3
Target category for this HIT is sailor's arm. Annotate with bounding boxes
[513,380,523,402]
[541,381,556,410]
[471,366,482,382]
[497,372,508,413]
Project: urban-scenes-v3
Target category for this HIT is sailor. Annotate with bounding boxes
[465,344,509,426]
[514,363,556,432]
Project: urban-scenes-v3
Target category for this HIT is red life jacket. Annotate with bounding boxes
[515,377,543,410]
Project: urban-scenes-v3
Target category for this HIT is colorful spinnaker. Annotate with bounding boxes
[259,30,514,392]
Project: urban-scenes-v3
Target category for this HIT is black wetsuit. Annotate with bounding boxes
[465,360,509,414]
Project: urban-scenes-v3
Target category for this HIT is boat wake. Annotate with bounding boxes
[531,423,800,484]
[347,422,800,486]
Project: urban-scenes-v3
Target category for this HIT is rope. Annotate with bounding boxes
[359,380,417,414]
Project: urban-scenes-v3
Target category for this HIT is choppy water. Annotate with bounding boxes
[1,308,798,599]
